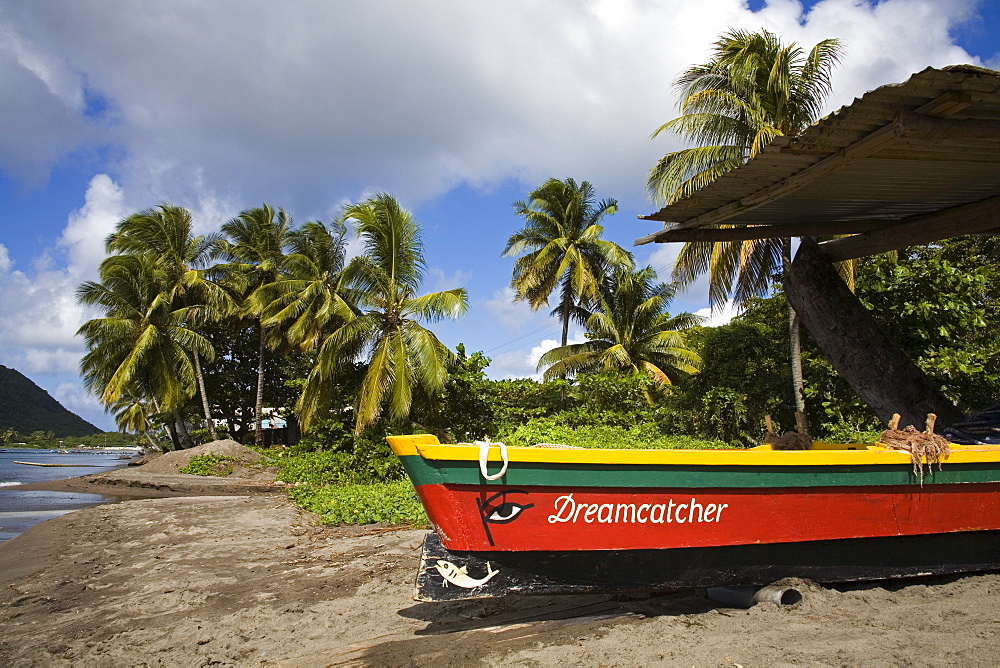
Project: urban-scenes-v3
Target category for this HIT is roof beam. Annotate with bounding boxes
[642,119,903,229]
[894,110,1000,140]
[818,195,1000,261]
[634,219,891,245]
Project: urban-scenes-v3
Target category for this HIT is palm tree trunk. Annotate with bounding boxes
[782,238,807,415]
[255,325,266,447]
[173,409,194,449]
[164,420,181,451]
[142,431,164,452]
[560,291,571,347]
[788,304,806,413]
[192,349,218,441]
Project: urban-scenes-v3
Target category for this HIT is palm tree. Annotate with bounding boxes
[646,29,842,414]
[249,220,357,352]
[110,396,165,451]
[504,178,632,348]
[298,193,468,434]
[215,204,292,445]
[77,253,212,449]
[537,266,702,391]
[105,204,231,440]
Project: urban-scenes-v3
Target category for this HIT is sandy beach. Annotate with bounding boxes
[3,463,1000,666]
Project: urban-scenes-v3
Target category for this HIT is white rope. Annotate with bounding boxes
[476,438,508,480]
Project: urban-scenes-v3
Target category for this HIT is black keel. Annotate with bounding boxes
[414,531,1000,602]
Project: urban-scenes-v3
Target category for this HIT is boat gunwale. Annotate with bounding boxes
[385,434,1000,467]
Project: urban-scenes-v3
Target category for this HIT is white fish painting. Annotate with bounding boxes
[433,559,500,588]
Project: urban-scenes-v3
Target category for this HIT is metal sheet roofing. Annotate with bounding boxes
[636,65,1000,246]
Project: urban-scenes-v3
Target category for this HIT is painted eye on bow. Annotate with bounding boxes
[487,502,533,523]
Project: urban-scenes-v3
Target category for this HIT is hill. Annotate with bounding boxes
[0,366,101,437]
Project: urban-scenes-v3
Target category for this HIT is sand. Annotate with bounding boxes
[3,462,1000,665]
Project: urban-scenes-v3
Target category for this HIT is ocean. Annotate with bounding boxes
[0,448,136,542]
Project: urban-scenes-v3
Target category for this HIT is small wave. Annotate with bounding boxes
[0,481,22,487]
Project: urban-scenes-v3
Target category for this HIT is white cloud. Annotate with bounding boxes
[0,176,128,377]
[487,332,587,381]
[696,302,742,328]
[0,244,11,274]
[53,381,106,426]
[427,267,472,292]
[483,287,537,331]
[58,174,127,279]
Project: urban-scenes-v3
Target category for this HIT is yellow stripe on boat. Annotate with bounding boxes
[385,434,1000,467]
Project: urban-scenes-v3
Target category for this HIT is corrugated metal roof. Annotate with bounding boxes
[636,65,1000,245]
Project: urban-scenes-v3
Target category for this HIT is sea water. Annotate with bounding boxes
[0,448,134,542]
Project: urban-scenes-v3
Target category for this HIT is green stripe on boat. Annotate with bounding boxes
[398,455,1000,488]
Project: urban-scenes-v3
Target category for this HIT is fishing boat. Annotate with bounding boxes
[387,434,1000,601]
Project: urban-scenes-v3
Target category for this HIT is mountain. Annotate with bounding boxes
[0,365,101,437]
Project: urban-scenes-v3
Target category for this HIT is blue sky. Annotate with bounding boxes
[1,0,997,431]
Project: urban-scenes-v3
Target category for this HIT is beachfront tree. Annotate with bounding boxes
[249,220,357,353]
[298,193,468,434]
[78,254,212,449]
[646,29,842,414]
[537,266,702,395]
[504,178,632,348]
[215,204,292,445]
[105,204,231,440]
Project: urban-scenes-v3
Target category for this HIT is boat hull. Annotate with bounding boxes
[415,529,1000,601]
[387,434,1000,598]
[415,481,1000,552]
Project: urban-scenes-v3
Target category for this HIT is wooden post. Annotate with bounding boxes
[784,237,963,429]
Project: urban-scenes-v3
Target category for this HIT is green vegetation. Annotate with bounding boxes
[504,177,631,348]
[288,481,427,526]
[0,365,100,437]
[538,265,702,388]
[180,454,235,476]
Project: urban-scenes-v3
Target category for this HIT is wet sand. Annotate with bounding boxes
[2,470,1000,666]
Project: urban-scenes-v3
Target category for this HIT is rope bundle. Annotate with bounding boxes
[879,413,951,482]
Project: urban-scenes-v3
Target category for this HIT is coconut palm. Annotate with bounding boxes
[504,178,632,347]
[215,204,292,445]
[249,220,357,352]
[78,253,212,449]
[646,29,842,413]
[537,266,702,390]
[298,193,468,434]
[105,204,231,439]
[110,396,165,451]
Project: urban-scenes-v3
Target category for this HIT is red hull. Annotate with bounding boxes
[417,483,1000,552]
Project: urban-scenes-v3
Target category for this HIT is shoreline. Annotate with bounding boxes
[14,468,293,499]
[4,471,1000,664]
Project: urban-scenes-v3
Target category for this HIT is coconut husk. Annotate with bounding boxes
[879,413,951,482]
[764,412,812,451]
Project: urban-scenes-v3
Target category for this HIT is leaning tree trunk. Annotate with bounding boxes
[781,238,807,416]
[192,349,218,441]
[784,237,963,429]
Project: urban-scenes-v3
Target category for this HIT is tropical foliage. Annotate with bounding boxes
[646,29,843,415]
[504,177,632,346]
[298,193,468,434]
[647,28,842,205]
[537,265,702,389]
[78,194,469,448]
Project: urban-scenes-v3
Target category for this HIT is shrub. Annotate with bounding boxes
[497,418,727,450]
[288,481,428,526]
[179,454,235,476]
